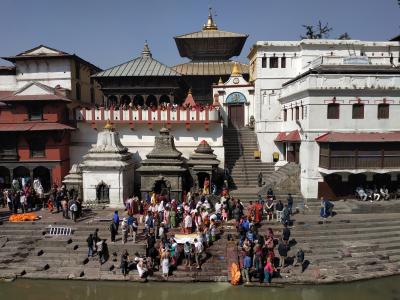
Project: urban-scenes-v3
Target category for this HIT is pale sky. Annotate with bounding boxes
[0,0,399,69]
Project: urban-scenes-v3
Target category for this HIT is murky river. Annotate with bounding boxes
[1,277,399,300]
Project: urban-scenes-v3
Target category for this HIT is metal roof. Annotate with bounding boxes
[172,61,248,76]
[315,132,400,143]
[94,43,181,78]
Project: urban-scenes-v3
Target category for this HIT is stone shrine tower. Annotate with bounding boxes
[137,127,187,201]
[80,121,135,208]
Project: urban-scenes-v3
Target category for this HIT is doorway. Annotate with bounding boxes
[228,104,244,128]
[287,143,300,164]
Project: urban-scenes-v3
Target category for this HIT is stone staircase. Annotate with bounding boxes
[223,127,302,203]
[0,211,228,282]
[225,212,400,283]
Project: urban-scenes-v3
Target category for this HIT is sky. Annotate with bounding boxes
[0,0,399,70]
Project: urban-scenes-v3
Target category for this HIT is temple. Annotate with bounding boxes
[173,8,249,103]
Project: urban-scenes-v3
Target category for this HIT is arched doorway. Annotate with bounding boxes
[120,95,131,106]
[107,95,118,107]
[159,95,170,105]
[96,182,110,203]
[133,95,144,107]
[0,166,10,188]
[13,166,30,179]
[226,92,246,128]
[146,95,157,107]
[33,166,51,192]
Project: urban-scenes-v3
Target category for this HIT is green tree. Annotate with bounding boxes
[301,21,332,39]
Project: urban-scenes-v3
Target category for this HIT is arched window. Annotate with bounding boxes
[159,95,170,104]
[120,95,131,106]
[133,95,144,107]
[96,182,109,203]
[146,95,157,107]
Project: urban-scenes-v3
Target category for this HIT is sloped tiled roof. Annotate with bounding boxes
[315,132,400,143]
[94,43,181,78]
[173,61,248,76]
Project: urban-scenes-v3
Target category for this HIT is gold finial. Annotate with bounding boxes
[104,119,113,130]
[203,7,218,31]
[188,88,192,95]
[218,77,224,85]
[231,62,241,76]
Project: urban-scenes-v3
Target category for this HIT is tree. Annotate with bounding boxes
[301,21,332,39]
[338,32,351,40]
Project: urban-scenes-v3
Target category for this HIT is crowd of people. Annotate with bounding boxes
[98,101,220,113]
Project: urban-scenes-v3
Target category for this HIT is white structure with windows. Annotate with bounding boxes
[248,39,400,199]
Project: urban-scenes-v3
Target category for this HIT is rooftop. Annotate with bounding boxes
[93,42,181,78]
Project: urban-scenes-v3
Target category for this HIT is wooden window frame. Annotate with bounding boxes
[283,109,287,121]
[295,106,299,120]
[269,57,279,68]
[281,56,286,68]
[352,103,364,119]
[261,57,267,68]
[327,103,340,119]
[377,103,389,119]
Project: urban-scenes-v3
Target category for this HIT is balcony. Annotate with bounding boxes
[74,106,221,130]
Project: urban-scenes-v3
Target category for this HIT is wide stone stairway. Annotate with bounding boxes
[223,127,303,203]
[0,210,228,282]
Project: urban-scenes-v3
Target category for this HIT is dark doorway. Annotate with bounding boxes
[287,143,300,164]
[228,104,244,128]
[0,166,10,188]
[96,182,110,203]
[33,166,51,192]
[154,180,169,196]
[13,166,30,179]
[197,172,210,189]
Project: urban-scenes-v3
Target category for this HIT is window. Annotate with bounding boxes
[90,87,95,104]
[295,106,299,120]
[327,103,340,119]
[28,105,43,120]
[281,57,286,68]
[283,109,287,121]
[377,103,389,119]
[352,103,364,119]
[270,57,279,68]
[30,139,45,158]
[75,61,80,79]
[76,83,81,101]
[261,57,267,68]
[291,108,294,120]
[301,105,304,119]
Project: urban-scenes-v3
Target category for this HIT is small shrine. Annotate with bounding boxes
[62,164,83,199]
[187,140,220,191]
[137,127,187,201]
[80,121,135,208]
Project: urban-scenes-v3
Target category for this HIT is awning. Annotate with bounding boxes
[0,123,75,132]
[315,132,400,143]
[275,130,301,142]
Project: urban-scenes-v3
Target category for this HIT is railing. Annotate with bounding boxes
[319,154,400,170]
[74,106,221,129]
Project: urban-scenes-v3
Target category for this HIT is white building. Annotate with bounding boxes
[249,39,400,199]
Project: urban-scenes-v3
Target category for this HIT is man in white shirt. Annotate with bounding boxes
[194,238,204,269]
[184,214,192,234]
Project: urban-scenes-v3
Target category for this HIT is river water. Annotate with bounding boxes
[1,277,399,300]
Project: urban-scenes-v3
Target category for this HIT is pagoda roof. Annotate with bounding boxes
[174,11,248,60]
[93,42,181,78]
[173,60,248,76]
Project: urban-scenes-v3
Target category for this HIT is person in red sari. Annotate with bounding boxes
[254,200,263,224]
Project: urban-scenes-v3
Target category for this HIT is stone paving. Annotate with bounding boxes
[1,199,400,284]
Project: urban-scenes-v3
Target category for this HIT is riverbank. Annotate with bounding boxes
[1,200,400,285]
[2,276,400,300]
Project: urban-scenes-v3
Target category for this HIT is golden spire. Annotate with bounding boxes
[104,119,113,130]
[203,7,218,31]
[218,77,224,85]
[231,62,241,76]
